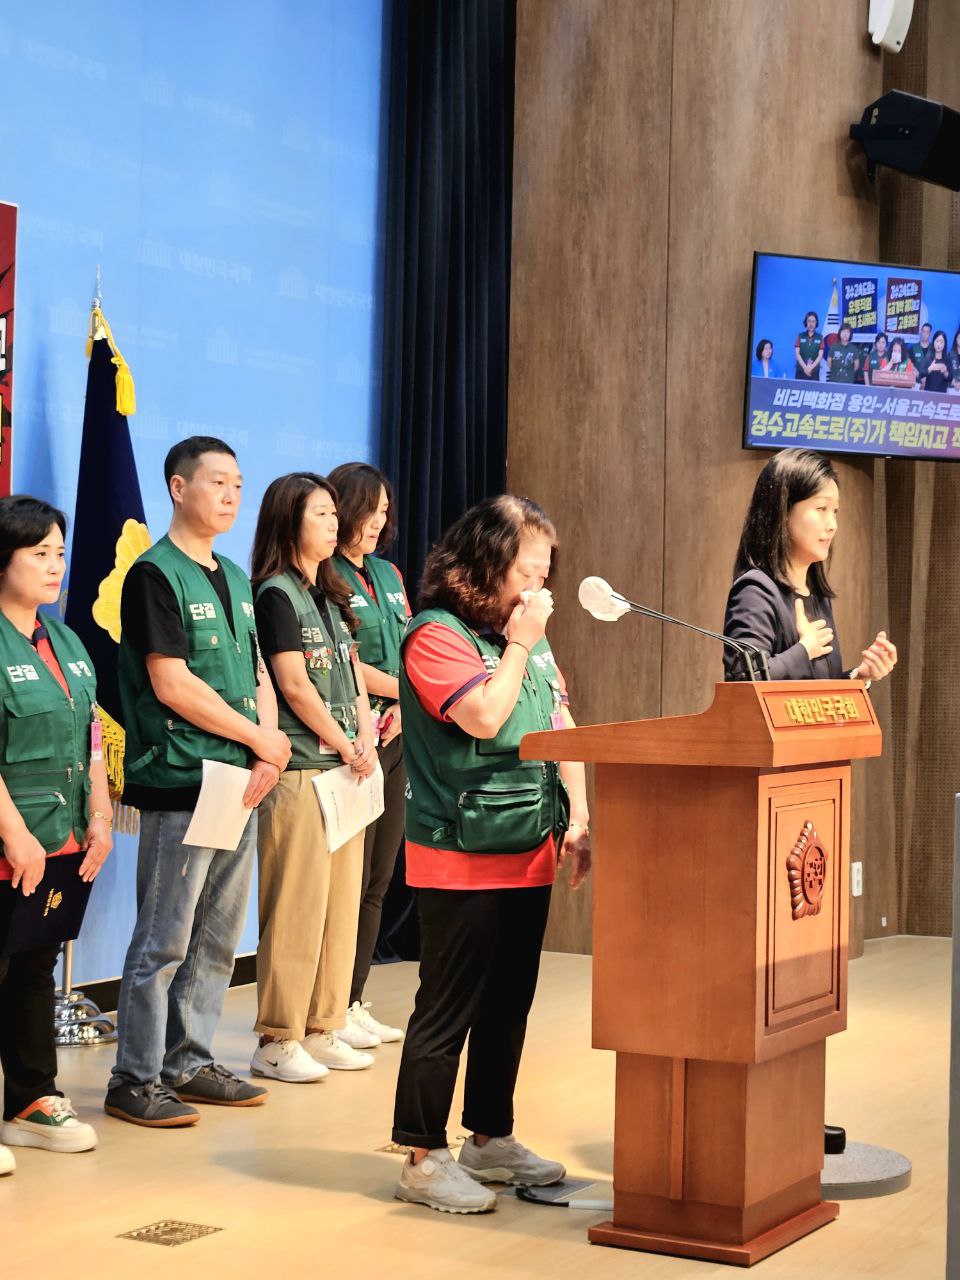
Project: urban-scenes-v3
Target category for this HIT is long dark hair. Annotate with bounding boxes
[0,496,67,572]
[327,462,397,554]
[251,472,356,629]
[733,449,838,597]
[419,495,557,627]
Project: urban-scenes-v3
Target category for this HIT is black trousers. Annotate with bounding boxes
[392,883,552,1149]
[350,735,407,1006]
[0,944,61,1121]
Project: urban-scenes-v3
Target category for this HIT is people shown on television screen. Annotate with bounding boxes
[827,324,859,383]
[794,312,824,381]
[752,339,784,379]
[912,322,933,378]
[947,329,960,392]
[885,337,917,386]
[863,333,888,386]
[922,330,950,393]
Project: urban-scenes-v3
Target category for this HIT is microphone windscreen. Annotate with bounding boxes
[578,576,630,622]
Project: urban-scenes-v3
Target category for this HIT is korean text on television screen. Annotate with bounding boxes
[744,252,960,462]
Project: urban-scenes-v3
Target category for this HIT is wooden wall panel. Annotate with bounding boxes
[508,0,673,951]
[510,0,883,953]
[660,1,879,707]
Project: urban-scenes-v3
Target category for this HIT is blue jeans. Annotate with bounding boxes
[110,809,256,1088]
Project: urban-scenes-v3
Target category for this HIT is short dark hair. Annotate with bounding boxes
[327,462,398,554]
[419,495,557,626]
[838,323,853,342]
[921,322,932,333]
[803,311,819,327]
[733,449,838,597]
[755,339,773,361]
[0,495,67,573]
[163,436,237,495]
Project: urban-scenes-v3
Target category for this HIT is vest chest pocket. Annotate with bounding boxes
[2,695,59,764]
[354,618,386,667]
[187,627,228,691]
[456,783,547,854]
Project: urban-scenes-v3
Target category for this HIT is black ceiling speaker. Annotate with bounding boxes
[850,89,960,191]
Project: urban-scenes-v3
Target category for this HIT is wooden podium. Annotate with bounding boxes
[521,680,882,1267]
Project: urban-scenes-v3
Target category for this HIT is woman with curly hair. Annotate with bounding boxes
[391,495,591,1215]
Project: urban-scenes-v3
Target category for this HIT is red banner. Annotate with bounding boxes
[0,202,15,497]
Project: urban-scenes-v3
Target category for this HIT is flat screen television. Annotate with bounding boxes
[744,251,960,462]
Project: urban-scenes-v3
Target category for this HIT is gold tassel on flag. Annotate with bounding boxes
[87,304,137,417]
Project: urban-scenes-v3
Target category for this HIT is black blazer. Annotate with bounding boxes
[722,568,843,682]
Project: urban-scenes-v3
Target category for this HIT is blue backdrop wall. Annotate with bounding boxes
[1,1,388,982]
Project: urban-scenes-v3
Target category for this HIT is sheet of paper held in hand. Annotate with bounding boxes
[182,759,254,850]
[312,760,385,852]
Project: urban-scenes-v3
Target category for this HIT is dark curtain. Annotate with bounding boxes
[374,0,518,963]
[380,0,516,595]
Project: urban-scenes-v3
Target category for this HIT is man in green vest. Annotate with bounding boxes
[105,437,291,1128]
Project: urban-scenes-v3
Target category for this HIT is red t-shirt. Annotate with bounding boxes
[0,620,83,881]
[403,622,568,891]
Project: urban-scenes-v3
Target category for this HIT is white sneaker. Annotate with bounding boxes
[395,1148,498,1214]
[347,1000,404,1044]
[337,1005,381,1051]
[251,1039,328,1083]
[457,1134,565,1186]
[0,1096,97,1153]
[302,1030,374,1070]
[0,1144,14,1175]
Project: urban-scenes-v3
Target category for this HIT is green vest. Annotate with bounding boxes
[399,608,568,855]
[255,571,359,770]
[119,536,260,790]
[0,613,97,853]
[333,553,407,714]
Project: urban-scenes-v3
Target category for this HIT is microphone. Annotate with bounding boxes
[578,577,771,681]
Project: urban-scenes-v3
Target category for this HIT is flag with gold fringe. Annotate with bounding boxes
[64,304,150,818]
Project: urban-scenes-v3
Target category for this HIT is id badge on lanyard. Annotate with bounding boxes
[91,705,104,762]
[550,681,564,731]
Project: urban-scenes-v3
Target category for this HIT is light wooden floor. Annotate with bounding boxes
[4,937,949,1279]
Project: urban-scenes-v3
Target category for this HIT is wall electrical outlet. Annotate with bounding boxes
[851,861,863,897]
[881,916,887,928]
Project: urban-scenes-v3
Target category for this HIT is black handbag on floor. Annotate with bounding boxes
[0,852,93,956]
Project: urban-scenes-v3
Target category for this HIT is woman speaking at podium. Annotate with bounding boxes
[391,495,590,1215]
[723,448,897,685]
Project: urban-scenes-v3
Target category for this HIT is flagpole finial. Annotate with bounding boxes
[93,265,103,311]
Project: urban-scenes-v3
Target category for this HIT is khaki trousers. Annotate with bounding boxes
[255,768,364,1038]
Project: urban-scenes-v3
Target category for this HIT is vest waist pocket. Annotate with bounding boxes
[455,784,547,854]
[7,786,70,850]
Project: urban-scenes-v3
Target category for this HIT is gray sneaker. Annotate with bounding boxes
[104,1080,199,1128]
[458,1134,565,1186]
[395,1149,498,1214]
[175,1063,268,1107]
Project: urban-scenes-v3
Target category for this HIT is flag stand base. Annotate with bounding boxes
[55,942,116,1046]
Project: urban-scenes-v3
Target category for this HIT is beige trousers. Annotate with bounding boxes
[255,768,365,1038]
